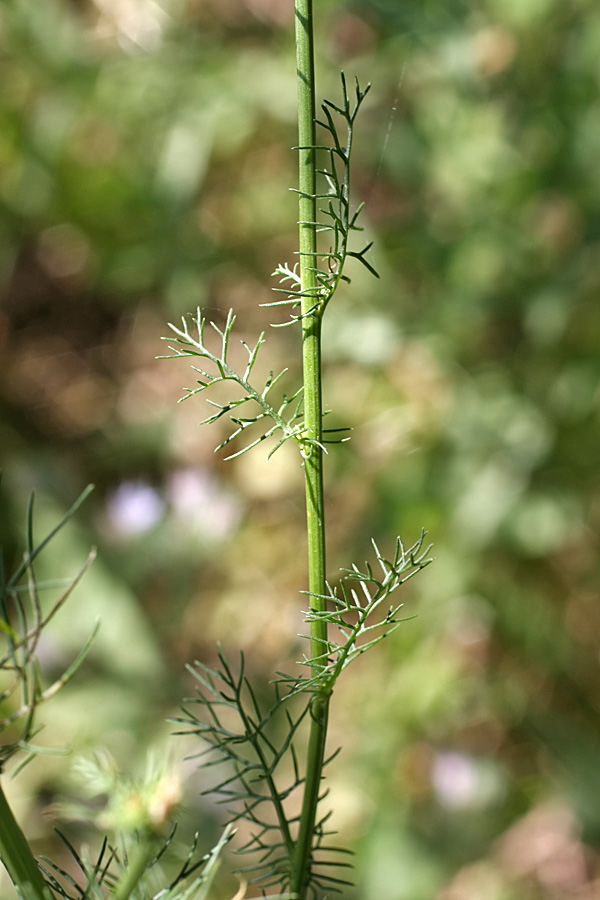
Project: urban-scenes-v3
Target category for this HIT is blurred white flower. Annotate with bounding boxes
[106,480,165,536]
[433,751,479,809]
[432,750,504,810]
[167,468,242,541]
[92,0,168,52]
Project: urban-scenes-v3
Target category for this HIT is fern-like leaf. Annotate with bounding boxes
[173,647,351,896]
[39,825,233,900]
[267,73,378,326]
[276,531,432,697]
[159,308,316,459]
[1,485,96,770]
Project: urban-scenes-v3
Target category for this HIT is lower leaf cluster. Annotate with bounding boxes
[173,649,353,898]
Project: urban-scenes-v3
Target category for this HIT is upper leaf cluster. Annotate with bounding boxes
[269,73,378,325]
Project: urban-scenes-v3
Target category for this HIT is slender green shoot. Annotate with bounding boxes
[160,3,428,898]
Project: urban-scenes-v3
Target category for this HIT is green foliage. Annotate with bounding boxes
[38,820,233,900]
[160,11,426,897]
[174,650,314,895]
[160,308,305,460]
[0,484,96,770]
[171,535,431,895]
[0,487,237,900]
[292,532,431,693]
[1,0,600,898]
[171,535,430,893]
[270,73,378,325]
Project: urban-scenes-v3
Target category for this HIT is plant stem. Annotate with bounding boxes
[295,0,325,680]
[292,1,331,897]
[0,781,51,900]
[111,835,157,900]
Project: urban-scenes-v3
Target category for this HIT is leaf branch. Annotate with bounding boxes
[268,73,378,326]
[159,308,317,459]
[277,532,432,698]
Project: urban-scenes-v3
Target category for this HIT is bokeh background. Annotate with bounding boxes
[1,0,600,897]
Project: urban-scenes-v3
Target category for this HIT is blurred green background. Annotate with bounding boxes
[1,0,600,897]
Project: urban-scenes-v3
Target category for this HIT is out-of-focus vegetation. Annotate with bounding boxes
[1,0,599,897]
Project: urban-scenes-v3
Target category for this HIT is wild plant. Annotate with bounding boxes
[159,2,431,898]
[0,4,431,899]
[0,485,232,900]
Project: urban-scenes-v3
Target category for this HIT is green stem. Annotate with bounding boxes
[290,693,329,899]
[111,835,157,900]
[292,1,331,897]
[0,781,51,900]
[237,706,295,861]
[295,0,325,678]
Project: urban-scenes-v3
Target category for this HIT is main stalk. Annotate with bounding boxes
[291,1,331,896]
